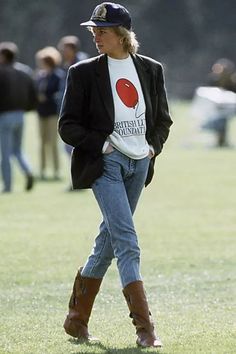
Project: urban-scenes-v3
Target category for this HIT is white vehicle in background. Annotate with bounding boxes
[191,86,236,147]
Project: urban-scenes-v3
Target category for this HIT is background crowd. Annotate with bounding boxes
[0,36,89,193]
[0,35,236,194]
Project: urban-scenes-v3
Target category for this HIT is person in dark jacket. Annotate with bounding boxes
[0,42,37,193]
[59,2,173,348]
[35,46,62,180]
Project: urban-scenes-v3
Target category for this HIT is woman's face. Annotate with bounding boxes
[92,27,128,59]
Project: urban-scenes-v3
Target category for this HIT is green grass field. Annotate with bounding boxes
[0,102,235,354]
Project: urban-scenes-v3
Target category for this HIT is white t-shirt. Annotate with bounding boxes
[105,55,149,159]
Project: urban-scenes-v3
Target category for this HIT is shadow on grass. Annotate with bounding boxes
[69,338,162,353]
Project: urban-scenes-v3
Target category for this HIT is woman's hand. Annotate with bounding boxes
[104,143,114,154]
[148,146,155,159]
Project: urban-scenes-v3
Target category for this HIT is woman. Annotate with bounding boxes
[35,47,62,180]
[59,2,173,348]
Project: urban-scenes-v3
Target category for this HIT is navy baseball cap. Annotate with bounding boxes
[80,2,132,30]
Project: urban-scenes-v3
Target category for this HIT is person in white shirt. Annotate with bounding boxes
[59,2,173,348]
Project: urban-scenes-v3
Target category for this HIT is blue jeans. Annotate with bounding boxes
[81,149,150,288]
[0,111,32,192]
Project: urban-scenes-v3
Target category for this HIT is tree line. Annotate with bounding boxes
[0,0,235,98]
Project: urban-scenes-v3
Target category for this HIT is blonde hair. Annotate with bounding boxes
[89,26,139,54]
[113,26,139,54]
[35,46,62,68]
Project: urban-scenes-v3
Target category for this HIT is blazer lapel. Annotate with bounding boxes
[95,55,114,123]
[131,54,153,120]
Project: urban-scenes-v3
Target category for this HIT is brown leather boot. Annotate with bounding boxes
[63,267,102,341]
[123,280,162,348]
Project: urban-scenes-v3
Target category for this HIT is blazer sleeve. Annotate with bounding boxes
[151,64,173,155]
[58,65,106,155]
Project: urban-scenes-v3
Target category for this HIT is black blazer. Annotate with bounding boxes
[58,53,173,189]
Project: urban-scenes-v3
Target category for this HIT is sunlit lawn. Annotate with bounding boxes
[0,102,235,353]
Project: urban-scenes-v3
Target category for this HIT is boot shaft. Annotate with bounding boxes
[69,268,102,318]
[64,268,102,339]
[123,280,154,332]
[123,280,162,348]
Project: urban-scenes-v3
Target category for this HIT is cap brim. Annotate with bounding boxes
[80,20,121,27]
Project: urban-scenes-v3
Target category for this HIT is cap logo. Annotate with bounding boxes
[92,4,107,22]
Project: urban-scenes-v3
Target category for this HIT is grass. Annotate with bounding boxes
[0,101,235,353]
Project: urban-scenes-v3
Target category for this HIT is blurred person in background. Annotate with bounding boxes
[205,58,236,147]
[59,2,172,348]
[0,41,37,193]
[35,46,62,181]
[57,35,90,190]
[57,35,89,121]
[57,35,89,73]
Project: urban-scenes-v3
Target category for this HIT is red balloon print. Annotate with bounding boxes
[116,78,138,109]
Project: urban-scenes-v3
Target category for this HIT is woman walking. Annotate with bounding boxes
[59,2,173,348]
